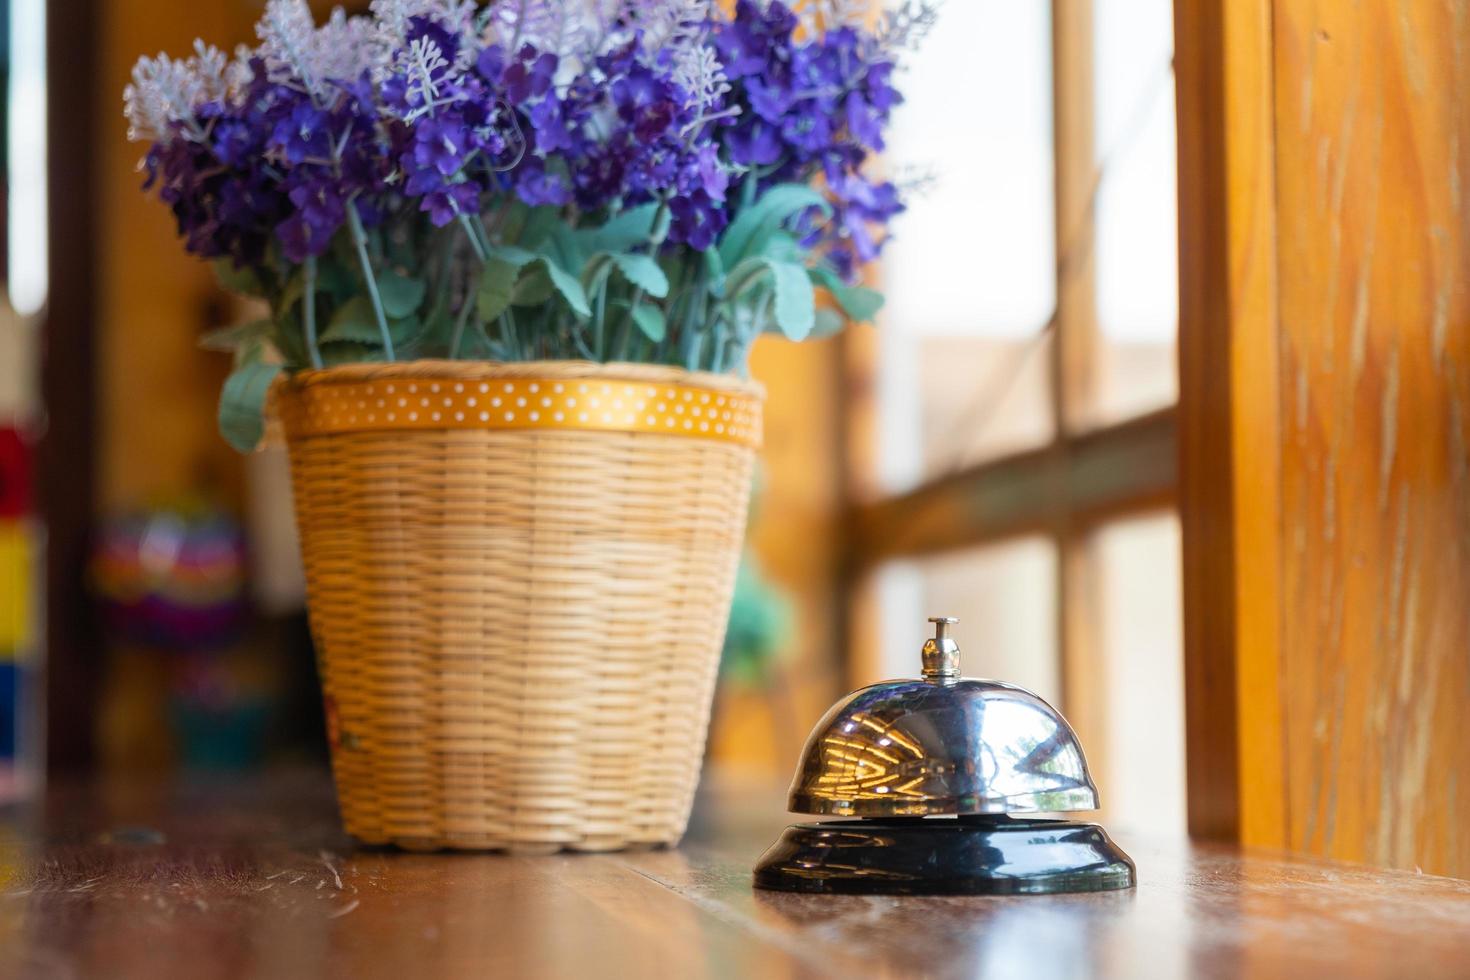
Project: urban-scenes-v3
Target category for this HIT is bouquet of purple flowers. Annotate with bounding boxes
[125,0,934,449]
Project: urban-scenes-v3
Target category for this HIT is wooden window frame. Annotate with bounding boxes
[839,0,1181,792]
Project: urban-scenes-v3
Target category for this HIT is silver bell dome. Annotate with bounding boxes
[787,618,1100,818]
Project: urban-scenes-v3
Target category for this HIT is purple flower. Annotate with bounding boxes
[845,94,885,150]
[514,159,571,207]
[270,102,332,164]
[528,94,575,154]
[276,180,345,262]
[129,0,917,355]
[420,180,480,226]
[779,112,832,156]
[412,115,471,177]
[669,189,728,251]
[407,16,461,75]
[745,76,792,122]
[714,1,798,78]
[502,48,558,103]
[728,119,783,166]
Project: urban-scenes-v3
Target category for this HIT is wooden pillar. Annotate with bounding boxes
[1177,0,1470,875]
[1051,0,1108,783]
[1175,0,1285,847]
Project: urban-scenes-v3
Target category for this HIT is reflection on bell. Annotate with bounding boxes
[753,617,1137,895]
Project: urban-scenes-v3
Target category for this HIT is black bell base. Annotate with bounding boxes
[753,815,1136,896]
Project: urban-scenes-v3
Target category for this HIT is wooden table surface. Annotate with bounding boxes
[2,770,1470,979]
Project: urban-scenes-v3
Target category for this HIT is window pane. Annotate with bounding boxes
[876,334,1055,491]
[873,538,1058,704]
[1093,0,1178,424]
[1095,512,1185,836]
[877,2,1055,492]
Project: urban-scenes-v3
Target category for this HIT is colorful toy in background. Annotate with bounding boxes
[0,426,37,803]
[92,507,249,651]
[91,505,272,771]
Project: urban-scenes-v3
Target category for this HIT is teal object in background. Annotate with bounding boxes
[720,551,793,690]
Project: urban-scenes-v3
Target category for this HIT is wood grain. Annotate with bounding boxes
[1175,0,1286,846]
[1178,0,1470,876]
[1271,0,1470,876]
[5,771,1470,980]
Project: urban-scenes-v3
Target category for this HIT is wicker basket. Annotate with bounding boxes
[276,360,762,852]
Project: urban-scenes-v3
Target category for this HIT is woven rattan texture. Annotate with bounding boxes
[281,362,760,852]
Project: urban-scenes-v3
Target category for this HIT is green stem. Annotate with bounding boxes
[593,276,609,361]
[611,194,674,360]
[345,204,395,361]
[457,213,489,261]
[614,286,643,364]
[425,230,455,328]
[449,290,475,360]
[500,309,521,360]
[730,291,773,376]
[709,316,728,374]
[303,254,324,369]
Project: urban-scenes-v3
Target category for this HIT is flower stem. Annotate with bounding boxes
[593,276,609,361]
[500,309,521,360]
[303,254,324,370]
[612,194,673,359]
[457,213,489,261]
[449,290,476,359]
[709,316,727,374]
[345,204,395,361]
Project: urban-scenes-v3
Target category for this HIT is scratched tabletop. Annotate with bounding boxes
[3,770,1470,979]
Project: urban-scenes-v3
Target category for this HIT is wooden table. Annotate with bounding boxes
[2,770,1469,979]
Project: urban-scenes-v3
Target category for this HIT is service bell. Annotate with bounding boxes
[753,617,1136,895]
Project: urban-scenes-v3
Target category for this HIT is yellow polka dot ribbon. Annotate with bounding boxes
[280,376,763,449]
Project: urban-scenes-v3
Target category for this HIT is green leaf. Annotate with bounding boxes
[497,200,531,243]
[519,206,562,249]
[478,258,523,322]
[761,231,805,263]
[389,313,423,345]
[377,271,427,319]
[218,362,281,453]
[543,225,584,273]
[316,259,357,303]
[319,296,384,346]
[213,259,267,298]
[318,341,382,367]
[277,270,305,316]
[578,202,669,254]
[724,256,770,300]
[809,265,884,323]
[539,255,592,318]
[512,265,555,306]
[417,305,457,352]
[484,244,590,318]
[718,184,832,268]
[703,247,726,296]
[767,260,816,341]
[200,318,270,353]
[812,308,847,338]
[630,304,667,342]
[271,310,309,370]
[580,253,618,294]
[610,253,670,297]
[488,244,540,267]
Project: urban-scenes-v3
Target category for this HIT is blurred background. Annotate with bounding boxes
[0,0,1186,837]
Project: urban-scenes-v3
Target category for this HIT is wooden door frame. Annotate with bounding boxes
[1174,0,1287,846]
[38,0,102,772]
